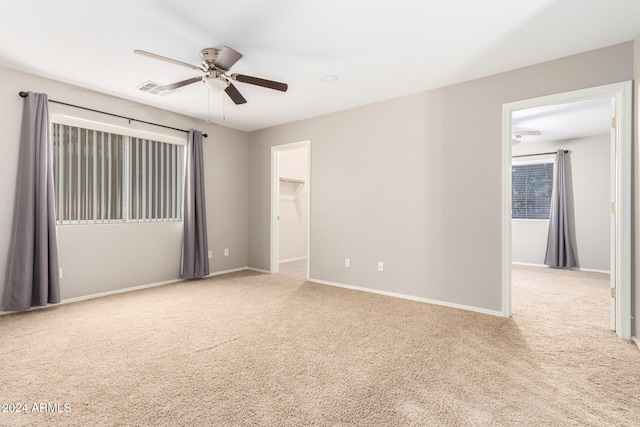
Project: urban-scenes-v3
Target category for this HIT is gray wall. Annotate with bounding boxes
[248,42,633,314]
[512,135,611,271]
[0,66,249,302]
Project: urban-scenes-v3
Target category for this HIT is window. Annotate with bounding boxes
[512,160,554,220]
[52,123,184,224]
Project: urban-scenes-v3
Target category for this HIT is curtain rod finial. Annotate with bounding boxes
[19,91,28,98]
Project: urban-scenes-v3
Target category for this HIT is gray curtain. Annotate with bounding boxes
[181,129,210,279]
[4,92,60,311]
[544,149,576,268]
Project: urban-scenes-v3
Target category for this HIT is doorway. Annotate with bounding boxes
[270,140,311,278]
[501,82,632,340]
[510,97,613,331]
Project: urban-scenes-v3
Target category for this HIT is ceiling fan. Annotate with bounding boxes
[134,46,288,104]
[511,130,541,144]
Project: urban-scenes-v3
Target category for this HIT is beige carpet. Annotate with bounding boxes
[1,261,639,426]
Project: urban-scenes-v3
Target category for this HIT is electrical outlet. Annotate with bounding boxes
[224,248,229,256]
[378,261,384,272]
[208,250,213,259]
[59,268,63,279]
[345,258,350,268]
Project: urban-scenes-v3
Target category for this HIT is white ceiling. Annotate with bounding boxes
[512,96,612,144]
[1,0,639,132]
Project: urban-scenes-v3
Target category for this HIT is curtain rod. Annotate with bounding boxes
[18,91,207,138]
[513,150,568,158]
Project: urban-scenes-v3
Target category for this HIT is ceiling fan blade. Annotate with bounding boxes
[214,46,243,71]
[225,83,247,105]
[512,130,541,136]
[134,50,204,72]
[160,76,203,91]
[232,74,288,92]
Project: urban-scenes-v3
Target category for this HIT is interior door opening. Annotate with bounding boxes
[270,141,311,279]
[510,96,614,331]
[502,82,632,340]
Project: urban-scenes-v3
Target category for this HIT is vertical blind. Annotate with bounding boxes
[52,123,184,223]
[512,161,554,220]
[129,137,184,221]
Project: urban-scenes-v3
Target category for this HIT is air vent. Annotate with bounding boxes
[135,81,175,96]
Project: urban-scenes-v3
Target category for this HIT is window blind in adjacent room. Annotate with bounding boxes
[512,160,554,220]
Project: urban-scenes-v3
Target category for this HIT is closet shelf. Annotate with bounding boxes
[279,177,305,184]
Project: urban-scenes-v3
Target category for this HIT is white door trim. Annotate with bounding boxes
[501,81,632,340]
[270,140,311,279]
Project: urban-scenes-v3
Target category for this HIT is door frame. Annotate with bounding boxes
[501,81,632,340]
[270,140,311,278]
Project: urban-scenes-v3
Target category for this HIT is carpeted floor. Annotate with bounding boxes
[0,261,638,426]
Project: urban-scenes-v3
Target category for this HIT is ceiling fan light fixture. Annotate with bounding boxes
[203,75,229,92]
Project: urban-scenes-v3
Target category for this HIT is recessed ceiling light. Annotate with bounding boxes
[321,75,338,83]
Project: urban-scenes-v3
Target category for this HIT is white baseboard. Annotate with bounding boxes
[279,257,307,264]
[206,267,249,277]
[247,267,271,274]
[512,262,547,268]
[65,267,258,305]
[0,277,184,316]
[308,278,503,317]
[632,336,640,349]
[0,266,264,316]
[62,278,183,305]
[512,262,610,274]
[577,267,611,274]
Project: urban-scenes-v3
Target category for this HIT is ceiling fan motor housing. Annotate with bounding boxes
[200,48,221,70]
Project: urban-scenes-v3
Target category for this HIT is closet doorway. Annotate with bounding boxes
[270,140,311,278]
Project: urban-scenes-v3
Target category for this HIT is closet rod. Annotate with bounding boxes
[512,150,568,158]
[279,177,305,184]
[18,91,207,137]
